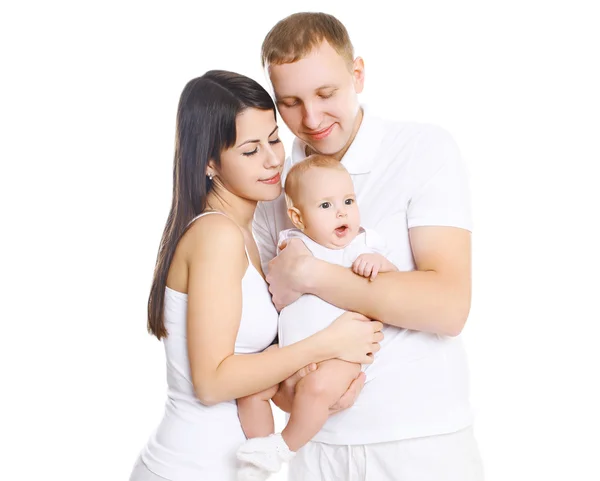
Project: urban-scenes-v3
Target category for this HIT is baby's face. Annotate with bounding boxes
[294,167,360,249]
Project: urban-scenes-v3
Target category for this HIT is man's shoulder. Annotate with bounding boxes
[374,114,453,146]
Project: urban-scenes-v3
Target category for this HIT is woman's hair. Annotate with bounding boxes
[284,154,347,208]
[148,70,276,339]
[261,12,355,70]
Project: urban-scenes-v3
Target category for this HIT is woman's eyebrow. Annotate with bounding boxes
[237,126,279,148]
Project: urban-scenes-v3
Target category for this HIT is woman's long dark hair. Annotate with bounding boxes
[148,70,276,339]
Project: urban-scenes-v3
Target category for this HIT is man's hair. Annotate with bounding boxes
[261,12,354,69]
[284,154,348,208]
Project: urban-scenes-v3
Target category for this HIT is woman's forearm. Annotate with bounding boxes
[193,332,333,405]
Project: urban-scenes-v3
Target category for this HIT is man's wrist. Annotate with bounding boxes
[301,256,324,295]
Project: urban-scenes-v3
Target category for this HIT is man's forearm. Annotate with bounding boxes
[305,260,471,336]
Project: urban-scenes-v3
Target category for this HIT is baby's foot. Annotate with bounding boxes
[236,433,295,473]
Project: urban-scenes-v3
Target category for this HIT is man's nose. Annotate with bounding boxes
[302,102,322,131]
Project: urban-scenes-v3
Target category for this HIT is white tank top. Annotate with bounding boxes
[140,211,279,481]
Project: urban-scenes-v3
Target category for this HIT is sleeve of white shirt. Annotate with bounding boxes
[407,126,473,231]
[253,200,279,275]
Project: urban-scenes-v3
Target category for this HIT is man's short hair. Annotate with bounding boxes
[261,12,354,70]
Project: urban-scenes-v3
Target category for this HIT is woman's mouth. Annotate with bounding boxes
[259,173,281,185]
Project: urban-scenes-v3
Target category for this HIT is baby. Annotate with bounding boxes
[236,155,397,480]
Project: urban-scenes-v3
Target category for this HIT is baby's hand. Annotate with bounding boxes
[352,253,396,281]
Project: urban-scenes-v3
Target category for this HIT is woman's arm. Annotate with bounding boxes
[184,215,381,406]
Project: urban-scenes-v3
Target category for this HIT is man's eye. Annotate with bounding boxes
[319,202,331,209]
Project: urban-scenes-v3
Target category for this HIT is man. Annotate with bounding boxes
[254,12,483,481]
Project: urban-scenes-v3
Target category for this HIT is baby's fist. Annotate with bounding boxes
[352,253,386,281]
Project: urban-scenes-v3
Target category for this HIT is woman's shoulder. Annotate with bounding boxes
[181,212,245,259]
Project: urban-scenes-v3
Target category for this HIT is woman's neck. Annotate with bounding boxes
[205,189,256,231]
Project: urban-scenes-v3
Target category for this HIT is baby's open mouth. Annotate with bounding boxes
[334,225,349,237]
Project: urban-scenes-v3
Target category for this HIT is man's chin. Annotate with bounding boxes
[303,138,346,157]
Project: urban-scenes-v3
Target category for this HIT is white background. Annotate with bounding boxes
[1,1,599,480]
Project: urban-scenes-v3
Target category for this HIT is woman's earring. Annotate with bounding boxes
[207,173,214,181]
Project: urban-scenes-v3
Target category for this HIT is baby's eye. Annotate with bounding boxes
[319,202,331,209]
[345,199,354,205]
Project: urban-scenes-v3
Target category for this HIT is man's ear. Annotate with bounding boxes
[352,56,365,94]
[288,207,305,231]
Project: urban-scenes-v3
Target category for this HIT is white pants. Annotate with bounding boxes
[288,427,484,481]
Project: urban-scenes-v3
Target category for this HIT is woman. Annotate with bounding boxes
[129,70,383,481]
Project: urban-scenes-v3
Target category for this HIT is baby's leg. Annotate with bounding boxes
[237,384,278,439]
[282,359,361,451]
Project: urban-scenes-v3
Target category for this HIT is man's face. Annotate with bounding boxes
[269,40,364,157]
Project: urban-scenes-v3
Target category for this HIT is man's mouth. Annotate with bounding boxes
[307,124,335,140]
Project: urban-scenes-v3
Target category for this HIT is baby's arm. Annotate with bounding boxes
[237,384,278,439]
[352,253,398,281]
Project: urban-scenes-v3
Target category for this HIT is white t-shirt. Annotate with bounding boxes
[277,227,388,348]
[254,107,474,445]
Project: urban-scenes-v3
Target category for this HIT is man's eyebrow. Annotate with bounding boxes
[276,85,337,101]
[236,126,279,148]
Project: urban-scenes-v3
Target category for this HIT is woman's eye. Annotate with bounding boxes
[243,147,259,157]
[319,202,331,209]
[269,138,281,145]
[319,91,335,99]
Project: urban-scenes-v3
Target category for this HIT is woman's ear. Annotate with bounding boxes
[288,207,305,231]
[206,159,217,179]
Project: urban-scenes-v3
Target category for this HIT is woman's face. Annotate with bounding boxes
[211,108,285,202]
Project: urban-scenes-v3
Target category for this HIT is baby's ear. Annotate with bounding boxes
[287,207,305,231]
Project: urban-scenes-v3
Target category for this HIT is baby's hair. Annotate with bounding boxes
[284,154,348,208]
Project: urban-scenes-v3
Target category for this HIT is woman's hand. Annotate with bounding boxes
[323,311,383,363]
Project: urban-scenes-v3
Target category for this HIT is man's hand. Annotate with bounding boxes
[352,253,397,281]
[272,364,366,415]
[266,238,313,311]
[329,371,366,414]
[272,362,318,413]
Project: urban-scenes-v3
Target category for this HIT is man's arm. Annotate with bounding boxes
[267,126,473,336]
[301,226,471,336]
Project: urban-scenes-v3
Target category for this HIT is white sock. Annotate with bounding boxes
[236,433,296,473]
[237,461,270,481]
